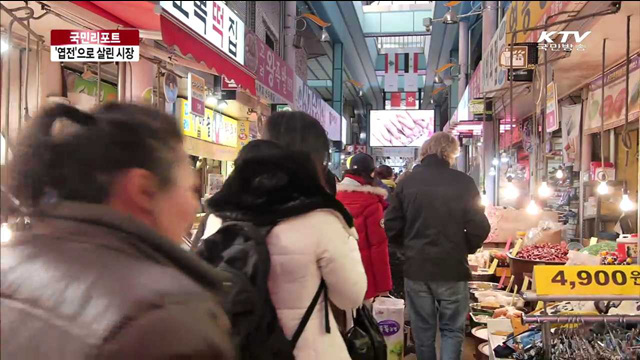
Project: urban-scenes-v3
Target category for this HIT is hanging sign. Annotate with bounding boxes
[584,53,640,135]
[245,32,294,104]
[51,30,139,62]
[294,75,341,141]
[534,265,640,296]
[545,82,559,132]
[188,73,206,117]
[178,98,197,138]
[160,1,245,64]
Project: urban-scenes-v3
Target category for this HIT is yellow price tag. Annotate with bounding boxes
[534,265,640,296]
[489,259,499,274]
[511,239,524,257]
[589,237,598,246]
[506,275,515,293]
[522,276,531,292]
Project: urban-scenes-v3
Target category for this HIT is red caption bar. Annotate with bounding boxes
[51,30,139,46]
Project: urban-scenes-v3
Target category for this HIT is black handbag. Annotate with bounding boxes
[344,305,387,360]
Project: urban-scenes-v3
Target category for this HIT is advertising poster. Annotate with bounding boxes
[370,110,435,147]
[207,174,225,196]
[546,82,559,132]
[584,54,640,134]
[237,120,251,149]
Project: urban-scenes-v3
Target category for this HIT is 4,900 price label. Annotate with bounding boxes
[534,265,640,296]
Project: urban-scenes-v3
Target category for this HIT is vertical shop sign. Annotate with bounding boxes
[237,120,251,148]
[584,54,640,134]
[482,16,508,94]
[51,30,139,62]
[546,82,559,132]
[198,108,214,142]
[219,115,238,148]
[188,73,206,117]
[561,104,582,165]
[245,32,294,104]
[390,93,402,108]
[160,1,245,64]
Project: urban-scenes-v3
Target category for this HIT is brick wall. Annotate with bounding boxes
[256,1,282,56]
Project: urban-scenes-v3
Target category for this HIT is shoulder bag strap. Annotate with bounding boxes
[290,279,330,348]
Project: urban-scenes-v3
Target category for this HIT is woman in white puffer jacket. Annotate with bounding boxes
[194,113,367,359]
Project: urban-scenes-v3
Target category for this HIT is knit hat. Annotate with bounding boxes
[347,153,375,174]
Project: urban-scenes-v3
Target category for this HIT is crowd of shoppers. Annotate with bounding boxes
[1,103,488,360]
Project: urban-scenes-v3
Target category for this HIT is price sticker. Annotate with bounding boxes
[498,273,507,288]
[504,237,513,253]
[589,237,598,246]
[489,259,499,274]
[522,276,531,292]
[506,275,515,293]
[534,265,640,295]
[511,239,524,257]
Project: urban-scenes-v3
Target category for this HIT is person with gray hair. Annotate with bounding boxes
[384,132,490,360]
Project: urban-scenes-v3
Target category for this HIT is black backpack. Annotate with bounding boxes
[195,220,330,360]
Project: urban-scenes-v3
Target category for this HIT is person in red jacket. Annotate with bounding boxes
[337,153,393,301]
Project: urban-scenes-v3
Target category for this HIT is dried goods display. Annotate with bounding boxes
[515,243,569,262]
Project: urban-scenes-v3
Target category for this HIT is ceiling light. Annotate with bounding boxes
[442,8,459,24]
[526,199,540,215]
[492,158,499,166]
[217,100,228,110]
[488,167,496,176]
[500,153,509,163]
[1,39,8,53]
[434,74,444,84]
[620,191,635,212]
[538,181,552,198]
[358,89,364,97]
[505,180,519,200]
[555,167,564,179]
[1,223,12,244]
[320,28,330,42]
[597,180,609,195]
[206,95,218,108]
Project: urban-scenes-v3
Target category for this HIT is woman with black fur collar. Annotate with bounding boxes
[194,112,367,360]
[337,153,393,302]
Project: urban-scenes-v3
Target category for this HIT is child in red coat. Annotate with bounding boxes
[337,153,392,300]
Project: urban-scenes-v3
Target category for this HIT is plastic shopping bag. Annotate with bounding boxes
[372,297,405,360]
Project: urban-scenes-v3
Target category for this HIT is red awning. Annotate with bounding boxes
[70,1,160,31]
[160,16,256,96]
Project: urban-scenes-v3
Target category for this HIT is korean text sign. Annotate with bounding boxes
[161,1,245,64]
[51,30,139,62]
[188,73,206,117]
[245,32,294,104]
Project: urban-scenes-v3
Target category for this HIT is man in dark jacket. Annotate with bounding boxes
[385,132,490,360]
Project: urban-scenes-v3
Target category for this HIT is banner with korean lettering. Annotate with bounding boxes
[245,32,294,104]
[294,76,341,141]
[219,115,238,148]
[51,30,139,62]
[160,1,244,64]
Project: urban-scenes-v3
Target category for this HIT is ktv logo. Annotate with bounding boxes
[537,31,592,52]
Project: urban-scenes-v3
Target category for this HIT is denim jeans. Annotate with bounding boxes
[405,278,469,360]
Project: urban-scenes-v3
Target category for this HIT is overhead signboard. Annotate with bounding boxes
[51,29,139,62]
[161,1,245,64]
[245,31,294,104]
[370,110,434,147]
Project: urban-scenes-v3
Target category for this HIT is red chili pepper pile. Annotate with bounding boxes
[516,243,568,262]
